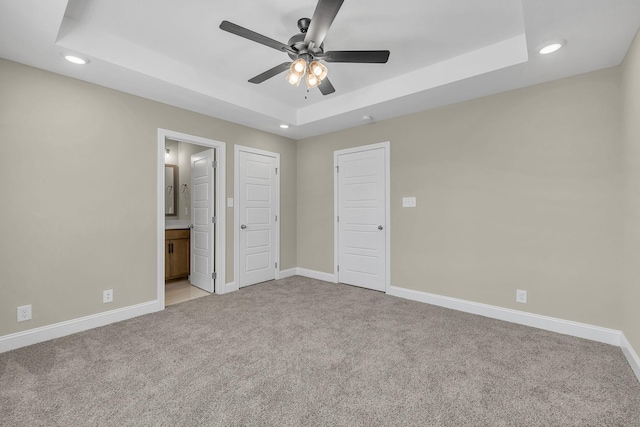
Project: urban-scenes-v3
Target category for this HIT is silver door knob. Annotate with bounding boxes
[241,224,247,229]
[189,224,194,229]
[378,225,383,230]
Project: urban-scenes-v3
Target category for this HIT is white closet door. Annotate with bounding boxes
[238,150,277,287]
[337,147,386,291]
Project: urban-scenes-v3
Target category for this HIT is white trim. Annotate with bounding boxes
[296,267,337,283]
[333,141,391,292]
[621,333,640,382]
[234,145,280,289]
[158,129,226,297]
[387,285,622,346]
[157,135,165,308]
[279,268,297,279]
[0,301,160,353]
[224,281,238,294]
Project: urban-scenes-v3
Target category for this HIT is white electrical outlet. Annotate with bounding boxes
[402,197,417,208]
[516,290,528,304]
[17,305,32,322]
[103,289,113,303]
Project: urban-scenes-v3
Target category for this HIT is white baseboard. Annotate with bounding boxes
[0,300,162,354]
[295,268,336,283]
[4,274,638,384]
[621,333,640,382]
[387,285,622,346]
[279,268,297,279]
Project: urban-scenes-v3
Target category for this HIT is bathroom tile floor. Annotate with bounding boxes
[165,278,210,306]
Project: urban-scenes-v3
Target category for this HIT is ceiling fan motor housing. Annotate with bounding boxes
[288,22,325,62]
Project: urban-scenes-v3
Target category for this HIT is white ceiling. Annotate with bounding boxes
[1,0,639,139]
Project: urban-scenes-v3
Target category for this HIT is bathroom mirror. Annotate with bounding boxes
[165,164,178,216]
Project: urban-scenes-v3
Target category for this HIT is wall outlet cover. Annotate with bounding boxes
[17,305,32,322]
[103,290,114,304]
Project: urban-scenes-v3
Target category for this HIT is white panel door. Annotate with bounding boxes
[337,148,386,291]
[238,150,277,287]
[190,149,215,293]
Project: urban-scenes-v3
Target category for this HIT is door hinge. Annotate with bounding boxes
[212,216,217,223]
[212,272,217,280]
[275,262,278,268]
[337,215,339,222]
[212,160,218,168]
[336,165,339,173]
[275,215,278,222]
[337,265,340,272]
[275,167,278,175]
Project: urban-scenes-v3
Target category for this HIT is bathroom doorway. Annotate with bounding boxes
[157,129,226,308]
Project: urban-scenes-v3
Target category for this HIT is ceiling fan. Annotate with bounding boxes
[219,0,390,95]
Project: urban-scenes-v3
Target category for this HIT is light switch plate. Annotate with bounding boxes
[402,197,417,208]
[227,198,234,208]
[516,290,527,304]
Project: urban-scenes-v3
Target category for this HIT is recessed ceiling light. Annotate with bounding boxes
[279,124,289,129]
[63,54,89,65]
[539,42,564,55]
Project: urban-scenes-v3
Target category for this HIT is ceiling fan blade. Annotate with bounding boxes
[220,21,295,54]
[304,0,344,48]
[318,77,335,95]
[323,50,390,63]
[248,62,292,84]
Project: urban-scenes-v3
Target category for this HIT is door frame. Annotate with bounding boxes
[334,141,391,293]
[234,145,280,291]
[157,129,227,309]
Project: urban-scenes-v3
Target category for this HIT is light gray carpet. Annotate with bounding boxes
[1,276,639,426]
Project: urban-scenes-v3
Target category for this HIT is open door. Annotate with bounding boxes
[190,149,215,292]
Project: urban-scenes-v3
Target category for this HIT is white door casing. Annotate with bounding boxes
[157,129,226,310]
[235,146,280,288]
[335,142,390,292]
[190,149,215,293]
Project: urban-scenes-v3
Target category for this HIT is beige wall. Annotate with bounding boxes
[1,47,637,351]
[622,30,640,353]
[298,68,623,329]
[0,58,297,336]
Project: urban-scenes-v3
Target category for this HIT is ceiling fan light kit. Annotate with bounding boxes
[219,0,390,96]
[310,61,328,80]
[306,72,321,89]
[291,58,306,75]
[286,58,329,89]
[286,71,302,86]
